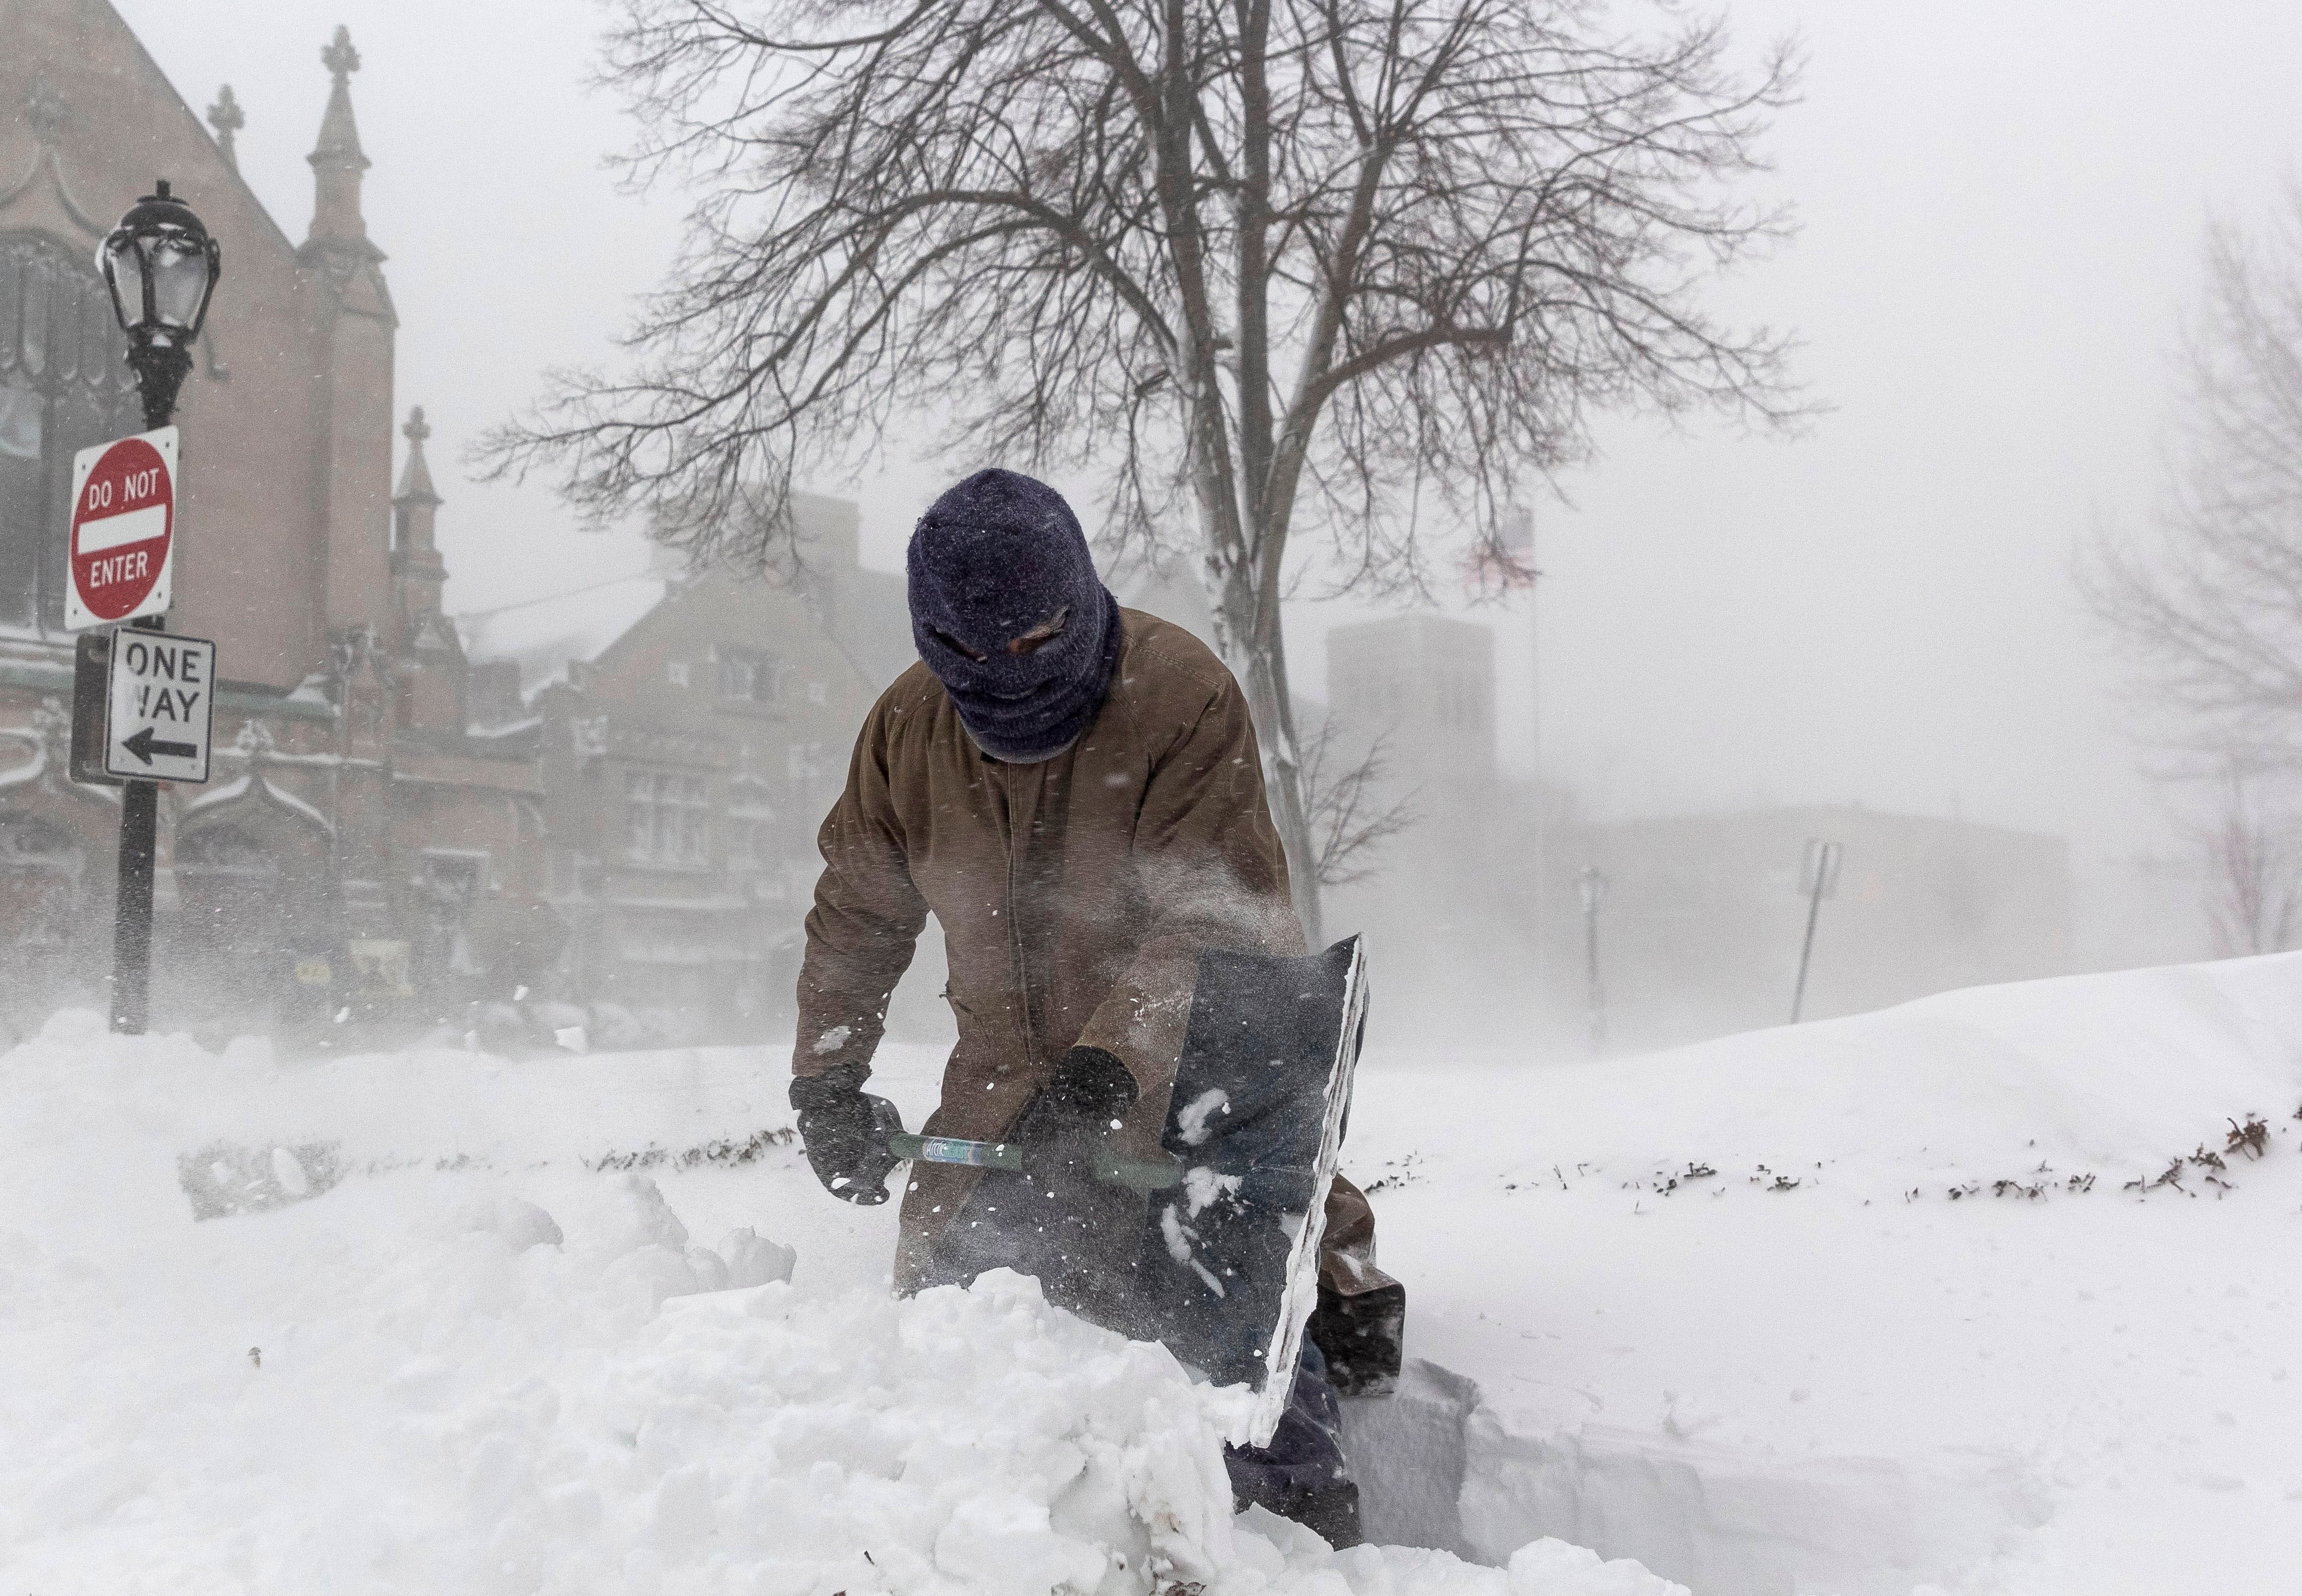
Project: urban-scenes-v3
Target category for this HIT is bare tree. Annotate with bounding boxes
[2196,759,2302,956]
[1299,715,1418,888]
[2088,192,2302,763]
[2086,193,2302,942]
[483,0,1802,940]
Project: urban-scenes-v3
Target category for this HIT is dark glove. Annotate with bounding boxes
[1007,1045,1138,1178]
[789,1061,905,1205]
[999,1046,1143,1318]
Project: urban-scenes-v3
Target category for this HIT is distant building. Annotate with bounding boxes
[1325,613,1498,792]
[458,495,913,1042]
[1321,614,1520,1030]
[1316,616,2080,1052]
[0,8,534,1037]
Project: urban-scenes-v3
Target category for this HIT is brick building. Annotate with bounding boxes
[457,495,913,1044]
[0,3,539,1038]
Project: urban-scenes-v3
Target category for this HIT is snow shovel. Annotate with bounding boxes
[893,935,1368,1447]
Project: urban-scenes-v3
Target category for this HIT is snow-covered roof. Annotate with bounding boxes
[456,577,668,699]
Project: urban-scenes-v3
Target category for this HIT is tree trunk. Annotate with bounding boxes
[1206,541,1323,949]
[1251,638,1322,950]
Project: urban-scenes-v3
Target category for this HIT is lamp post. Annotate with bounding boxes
[96,179,221,1034]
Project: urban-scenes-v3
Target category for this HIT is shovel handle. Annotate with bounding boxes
[888,1132,1183,1194]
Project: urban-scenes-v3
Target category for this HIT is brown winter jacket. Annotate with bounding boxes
[794,608,1372,1291]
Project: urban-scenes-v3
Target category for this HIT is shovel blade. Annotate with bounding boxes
[1138,935,1369,1446]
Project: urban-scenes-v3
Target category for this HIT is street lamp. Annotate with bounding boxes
[96,179,222,431]
[93,179,220,1035]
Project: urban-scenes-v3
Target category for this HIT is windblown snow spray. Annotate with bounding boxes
[890,936,1368,1446]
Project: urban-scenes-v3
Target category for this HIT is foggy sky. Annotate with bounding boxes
[109,0,2302,886]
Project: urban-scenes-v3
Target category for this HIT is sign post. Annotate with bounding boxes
[1790,838,1843,1025]
[63,425,211,1034]
[83,177,223,1037]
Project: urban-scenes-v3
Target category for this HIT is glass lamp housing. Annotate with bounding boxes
[97,180,221,347]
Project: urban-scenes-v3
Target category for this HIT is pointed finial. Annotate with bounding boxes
[308,24,371,182]
[208,86,245,171]
[394,405,441,507]
[323,25,361,84]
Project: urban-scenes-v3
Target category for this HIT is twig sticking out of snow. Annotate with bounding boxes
[1362,1151,1424,1194]
[584,1127,795,1173]
[2125,1158,2189,1196]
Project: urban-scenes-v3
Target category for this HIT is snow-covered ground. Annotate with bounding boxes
[2,952,2297,1592]
[1348,952,2302,1595]
[0,1020,1666,1594]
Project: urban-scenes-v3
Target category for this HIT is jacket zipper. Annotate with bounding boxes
[998,761,1041,1070]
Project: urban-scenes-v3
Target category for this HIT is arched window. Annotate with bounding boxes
[0,234,141,632]
[177,823,279,879]
[726,771,776,868]
[174,823,284,1018]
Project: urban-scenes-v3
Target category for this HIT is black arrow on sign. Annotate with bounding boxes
[122,726,197,765]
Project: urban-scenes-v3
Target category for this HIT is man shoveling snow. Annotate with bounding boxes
[786,469,1402,1545]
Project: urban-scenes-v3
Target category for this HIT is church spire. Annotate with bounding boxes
[307,27,371,245]
[392,406,448,622]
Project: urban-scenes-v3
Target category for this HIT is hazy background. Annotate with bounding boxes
[112,0,2302,967]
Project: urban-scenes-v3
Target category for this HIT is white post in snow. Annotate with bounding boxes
[1578,864,1608,1053]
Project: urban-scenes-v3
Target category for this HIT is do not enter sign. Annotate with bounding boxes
[65,426,177,631]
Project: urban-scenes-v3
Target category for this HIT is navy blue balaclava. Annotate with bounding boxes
[907,469,1122,762]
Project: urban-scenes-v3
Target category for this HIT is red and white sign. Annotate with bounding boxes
[65,426,177,632]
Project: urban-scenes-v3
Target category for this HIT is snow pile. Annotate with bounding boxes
[13,947,2297,1594]
[1347,952,2302,1595]
[0,1012,1674,1596]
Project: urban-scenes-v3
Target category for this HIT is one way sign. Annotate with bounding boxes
[105,630,216,784]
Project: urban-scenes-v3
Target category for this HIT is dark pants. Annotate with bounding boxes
[1224,1340,1364,1548]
